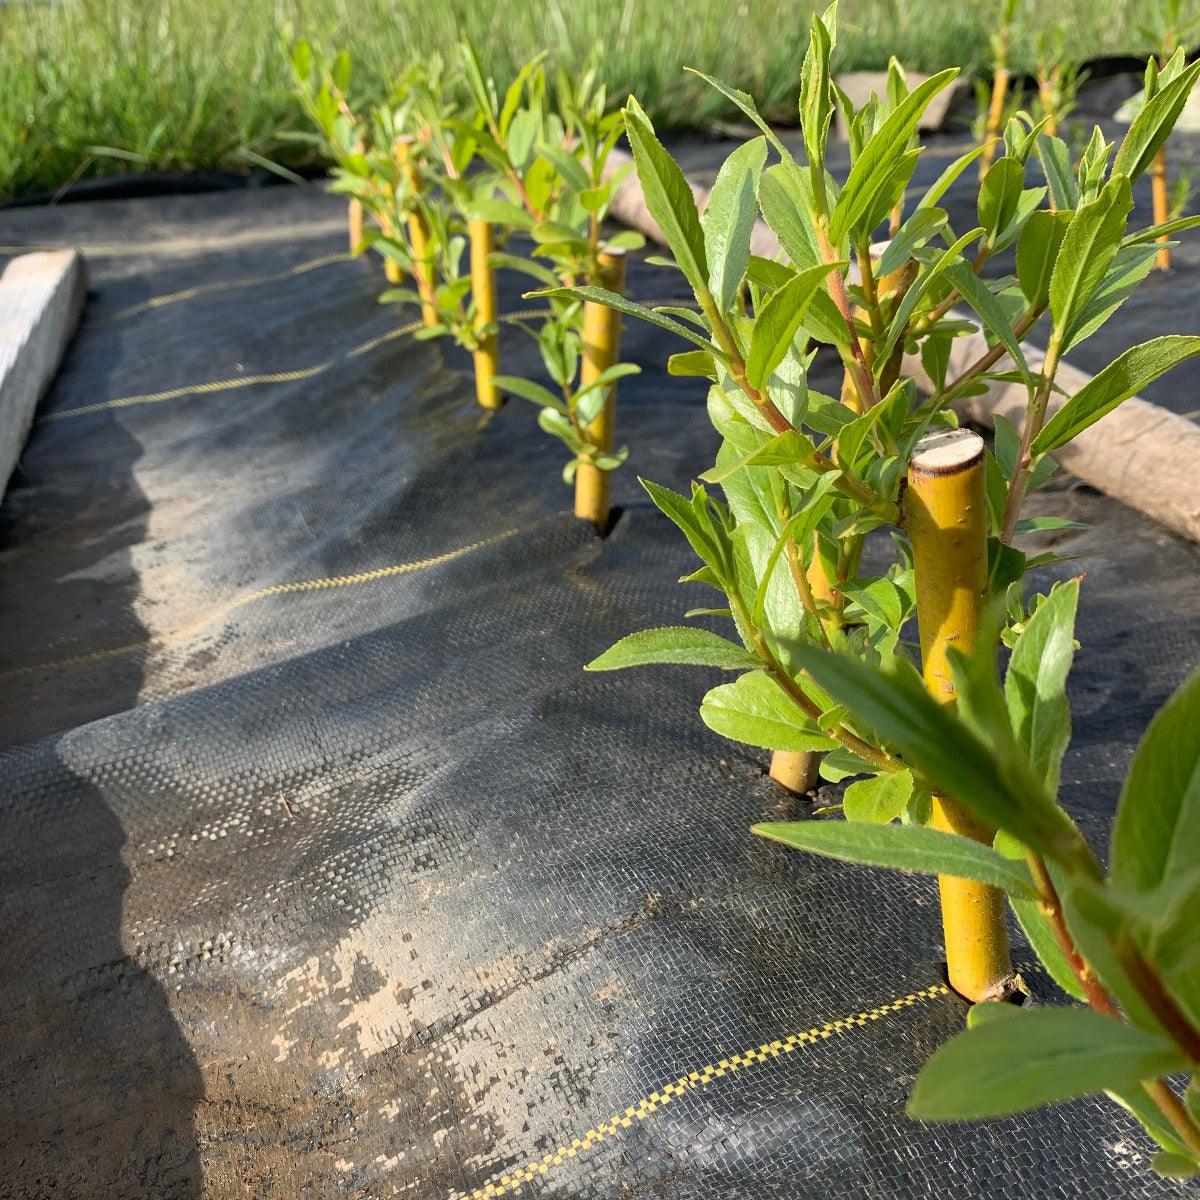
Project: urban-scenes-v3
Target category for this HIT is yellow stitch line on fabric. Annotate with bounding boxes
[0,219,348,261]
[0,530,519,679]
[107,252,353,321]
[43,318,425,422]
[454,983,949,1200]
[42,365,331,420]
[44,308,558,422]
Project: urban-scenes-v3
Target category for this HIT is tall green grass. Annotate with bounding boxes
[1,0,1146,199]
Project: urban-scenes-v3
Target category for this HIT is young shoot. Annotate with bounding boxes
[571,3,1200,1172]
[460,43,644,508]
[1126,1,1200,268]
[1033,29,1086,140]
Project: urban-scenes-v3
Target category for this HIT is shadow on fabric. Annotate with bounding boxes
[0,399,204,1195]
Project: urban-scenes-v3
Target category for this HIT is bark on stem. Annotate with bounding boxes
[1144,1080,1200,1160]
[1026,853,1118,1016]
[1001,334,1062,542]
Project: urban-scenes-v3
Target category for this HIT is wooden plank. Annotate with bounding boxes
[0,249,87,498]
[604,147,1200,544]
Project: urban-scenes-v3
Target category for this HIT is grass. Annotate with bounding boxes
[1,0,1152,200]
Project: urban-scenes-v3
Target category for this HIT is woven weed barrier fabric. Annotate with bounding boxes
[1,168,1199,1199]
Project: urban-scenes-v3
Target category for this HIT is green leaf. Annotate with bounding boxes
[1013,516,1088,535]
[786,643,1085,863]
[1035,134,1079,211]
[537,141,590,191]
[574,362,641,400]
[878,226,983,364]
[586,627,757,672]
[941,259,1032,386]
[702,137,768,312]
[978,157,1025,245]
[1013,895,1088,1001]
[537,406,580,448]
[1151,1153,1200,1180]
[623,96,709,301]
[701,671,837,752]
[1109,1085,1195,1165]
[909,1005,1186,1120]
[799,10,835,178]
[507,109,538,170]
[917,142,989,212]
[874,207,947,278]
[758,162,822,269]
[459,40,496,121]
[829,69,959,245]
[820,747,875,782]
[471,196,535,230]
[1113,60,1200,184]
[1048,175,1133,333]
[290,39,313,83]
[531,286,716,353]
[668,350,718,378]
[745,263,840,389]
[490,375,566,412]
[1005,580,1079,794]
[1062,242,1158,351]
[840,576,905,630]
[753,819,1038,898]
[497,52,544,136]
[1016,209,1071,307]
[532,218,586,246]
[1033,336,1200,454]
[640,478,728,579]
[683,68,793,163]
[1124,214,1200,247]
[755,165,850,348]
[1060,883,1167,1036]
[486,252,561,286]
[700,430,815,484]
[1111,665,1200,896]
[604,229,647,252]
[1146,873,1200,1029]
[843,769,914,824]
[993,831,1086,1001]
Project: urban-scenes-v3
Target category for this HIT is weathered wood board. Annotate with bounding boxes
[0,249,87,498]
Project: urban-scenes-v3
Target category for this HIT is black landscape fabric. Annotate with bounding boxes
[2,127,1200,1198]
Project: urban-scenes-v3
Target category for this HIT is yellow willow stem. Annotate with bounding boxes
[770,555,839,794]
[469,220,501,410]
[769,749,821,793]
[383,220,404,283]
[980,62,1010,178]
[348,139,365,255]
[1038,75,1059,138]
[395,138,438,327]
[1152,145,1171,271]
[907,428,1013,1003]
[841,243,906,411]
[574,249,627,531]
[382,135,404,286]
